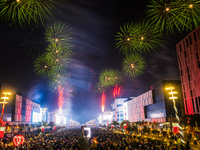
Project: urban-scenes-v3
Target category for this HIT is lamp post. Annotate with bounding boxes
[0,92,11,126]
[166,87,185,143]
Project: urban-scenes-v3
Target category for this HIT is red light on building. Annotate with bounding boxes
[176,26,200,115]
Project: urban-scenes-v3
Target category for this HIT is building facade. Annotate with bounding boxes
[111,97,129,122]
[97,111,112,125]
[0,83,41,123]
[176,26,200,115]
[114,80,184,123]
[128,90,153,122]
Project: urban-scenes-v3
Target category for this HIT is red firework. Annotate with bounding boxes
[113,84,121,98]
[101,91,106,113]
[58,85,64,115]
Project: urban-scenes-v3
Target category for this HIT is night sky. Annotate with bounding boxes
[0,0,189,123]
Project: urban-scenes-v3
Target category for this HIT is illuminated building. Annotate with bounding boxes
[0,83,41,124]
[111,98,129,122]
[128,80,184,123]
[0,83,15,122]
[97,111,112,124]
[69,119,80,127]
[85,119,96,126]
[176,26,200,115]
[128,90,153,123]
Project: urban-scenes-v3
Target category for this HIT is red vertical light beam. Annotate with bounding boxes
[113,84,121,98]
[59,85,64,115]
[101,91,106,113]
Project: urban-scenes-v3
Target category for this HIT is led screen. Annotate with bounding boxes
[84,127,91,137]
[32,112,40,122]
[56,115,61,124]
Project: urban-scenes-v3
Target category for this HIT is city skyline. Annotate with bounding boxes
[0,0,196,123]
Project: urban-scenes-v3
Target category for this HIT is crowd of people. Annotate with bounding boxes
[0,128,83,149]
[88,129,190,150]
[0,127,194,150]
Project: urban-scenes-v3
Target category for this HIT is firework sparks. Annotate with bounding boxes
[0,0,60,26]
[113,84,121,98]
[146,0,200,33]
[101,91,106,113]
[45,22,73,47]
[99,69,123,89]
[33,53,56,78]
[122,53,146,78]
[58,85,64,115]
[115,20,162,54]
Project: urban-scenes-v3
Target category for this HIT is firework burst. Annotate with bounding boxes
[33,53,56,78]
[178,0,200,30]
[146,0,200,33]
[122,53,146,78]
[95,81,107,93]
[115,22,137,54]
[45,43,71,72]
[99,69,123,89]
[45,22,73,47]
[0,0,59,26]
[115,20,162,54]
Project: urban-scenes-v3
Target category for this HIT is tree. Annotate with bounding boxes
[111,121,119,129]
[5,122,10,133]
[142,125,150,134]
[120,120,130,129]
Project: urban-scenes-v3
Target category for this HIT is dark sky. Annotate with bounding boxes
[0,0,188,123]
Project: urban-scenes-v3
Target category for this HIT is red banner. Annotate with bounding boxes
[173,126,179,134]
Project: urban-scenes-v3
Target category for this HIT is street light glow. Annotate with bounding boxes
[169,92,177,94]
[166,87,174,90]
[169,97,178,99]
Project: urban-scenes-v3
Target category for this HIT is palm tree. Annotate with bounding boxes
[111,121,119,130]
[5,122,10,133]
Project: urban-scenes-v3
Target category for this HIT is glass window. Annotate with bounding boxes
[183,41,186,49]
[184,51,187,58]
[120,114,123,117]
[191,90,193,97]
[198,61,200,68]
[188,74,190,81]
[189,35,192,45]
[192,98,195,113]
[194,32,197,42]
[195,97,199,113]
[196,52,199,60]
[185,100,188,114]
[179,44,182,52]
[186,38,189,47]
[187,67,189,73]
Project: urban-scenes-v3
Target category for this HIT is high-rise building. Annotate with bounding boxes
[127,80,184,123]
[111,97,129,122]
[176,26,200,115]
[97,111,112,125]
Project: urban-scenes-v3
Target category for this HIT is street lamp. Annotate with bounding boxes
[166,87,185,143]
[0,92,11,126]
